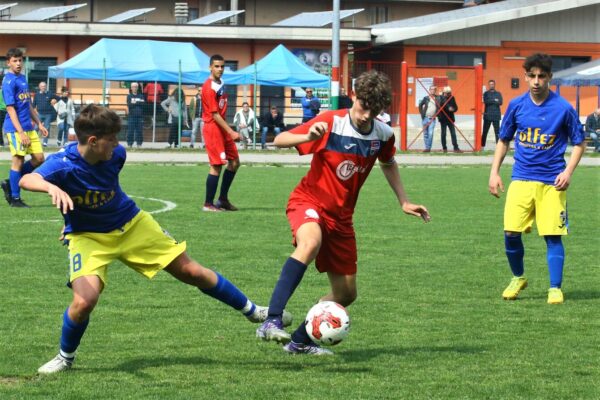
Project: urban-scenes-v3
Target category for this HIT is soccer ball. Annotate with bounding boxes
[305,301,350,346]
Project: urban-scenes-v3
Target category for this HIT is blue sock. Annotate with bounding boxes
[291,321,313,345]
[205,174,220,205]
[60,308,89,356]
[219,169,236,201]
[504,233,524,277]
[268,257,308,317]
[545,235,565,288]
[9,169,21,199]
[21,160,35,175]
[200,272,250,312]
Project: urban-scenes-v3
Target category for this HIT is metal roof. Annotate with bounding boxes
[0,3,18,12]
[187,10,244,25]
[0,2,18,20]
[370,0,599,44]
[99,8,156,23]
[11,3,86,21]
[272,8,364,27]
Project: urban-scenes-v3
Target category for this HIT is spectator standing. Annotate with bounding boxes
[584,107,600,152]
[54,87,76,146]
[438,86,462,153]
[161,88,189,148]
[261,106,285,150]
[188,87,203,148]
[143,82,164,120]
[126,82,145,148]
[482,79,503,148]
[338,87,353,109]
[301,88,320,123]
[233,102,257,149]
[32,81,58,147]
[419,85,438,152]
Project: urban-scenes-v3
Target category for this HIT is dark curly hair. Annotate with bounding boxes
[353,70,392,114]
[74,105,121,144]
[523,53,553,75]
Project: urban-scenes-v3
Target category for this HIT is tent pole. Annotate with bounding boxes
[152,81,157,143]
[576,85,580,117]
[253,62,257,150]
[178,60,182,148]
[102,58,106,106]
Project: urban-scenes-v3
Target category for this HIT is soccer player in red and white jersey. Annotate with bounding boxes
[256,70,431,355]
[201,54,241,212]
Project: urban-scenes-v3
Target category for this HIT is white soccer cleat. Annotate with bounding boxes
[283,341,334,356]
[246,305,293,327]
[37,354,73,374]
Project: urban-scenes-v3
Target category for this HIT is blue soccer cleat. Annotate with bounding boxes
[256,317,291,344]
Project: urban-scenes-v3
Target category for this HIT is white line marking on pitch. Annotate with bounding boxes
[6,196,177,223]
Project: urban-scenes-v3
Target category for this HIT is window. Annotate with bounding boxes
[369,6,388,25]
[417,51,486,67]
[188,8,199,21]
[25,57,58,92]
[551,56,591,72]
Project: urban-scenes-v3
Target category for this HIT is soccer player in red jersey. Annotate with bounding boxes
[201,54,241,212]
[257,70,431,355]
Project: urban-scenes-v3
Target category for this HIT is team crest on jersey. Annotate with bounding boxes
[370,140,381,156]
[336,159,366,181]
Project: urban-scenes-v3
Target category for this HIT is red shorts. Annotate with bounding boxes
[203,123,239,165]
[286,199,357,276]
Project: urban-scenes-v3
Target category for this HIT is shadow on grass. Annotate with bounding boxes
[340,344,486,362]
[564,290,600,301]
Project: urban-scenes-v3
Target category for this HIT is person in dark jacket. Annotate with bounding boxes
[32,81,59,147]
[126,82,145,147]
[260,106,285,150]
[482,79,503,148]
[438,86,461,152]
[585,107,600,152]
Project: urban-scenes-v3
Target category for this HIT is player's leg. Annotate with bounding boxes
[203,126,226,211]
[502,181,535,300]
[8,154,25,205]
[537,184,568,304]
[38,275,102,374]
[164,252,276,322]
[215,137,240,211]
[257,218,322,343]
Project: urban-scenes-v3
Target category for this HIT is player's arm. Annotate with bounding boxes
[19,173,73,214]
[30,103,48,137]
[212,112,239,141]
[488,139,510,198]
[554,142,585,191]
[274,121,328,148]
[5,105,31,146]
[380,160,430,222]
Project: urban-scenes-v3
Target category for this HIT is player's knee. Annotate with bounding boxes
[504,231,521,237]
[70,297,98,318]
[296,237,321,259]
[336,289,357,307]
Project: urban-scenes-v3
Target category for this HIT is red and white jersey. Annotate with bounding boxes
[201,78,227,125]
[290,109,396,220]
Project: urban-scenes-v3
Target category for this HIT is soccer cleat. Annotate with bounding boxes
[283,341,334,356]
[215,199,238,211]
[37,354,73,374]
[246,305,293,327]
[10,198,30,208]
[202,203,222,212]
[256,318,291,344]
[1,179,11,205]
[547,288,564,304]
[502,277,528,300]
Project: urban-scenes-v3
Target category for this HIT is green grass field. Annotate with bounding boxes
[0,163,598,399]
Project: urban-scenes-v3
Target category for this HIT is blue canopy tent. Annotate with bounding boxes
[48,38,244,143]
[234,44,330,147]
[551,59,600,114]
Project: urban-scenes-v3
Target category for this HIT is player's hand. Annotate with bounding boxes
[39,125,49,138]
[488,174,504,198]
[229,131,241,142]
[308,122,328,141]
[19,131,31,146]
[554,171,572,191]
[402,202,431,222]
[47,184,74,214]
[59,225,66,242]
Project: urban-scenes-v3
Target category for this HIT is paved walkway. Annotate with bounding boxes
[1,143,599,166]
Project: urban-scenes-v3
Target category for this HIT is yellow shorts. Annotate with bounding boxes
[65,210,187,285]
[6,130,43,157]
[504,180,568,236]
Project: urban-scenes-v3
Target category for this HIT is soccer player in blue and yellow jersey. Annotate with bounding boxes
[1,48,49,207]
[489,53,585,305]
[20,105,291,374]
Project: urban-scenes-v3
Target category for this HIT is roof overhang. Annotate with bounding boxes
[371,0,598,45]
[0,21,372,43]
